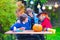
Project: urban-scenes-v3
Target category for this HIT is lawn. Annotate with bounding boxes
[46,27,60,40]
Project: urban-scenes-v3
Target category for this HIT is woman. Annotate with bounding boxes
[16,1,25,20]
[37,12,52,40]
[16,4,25,23]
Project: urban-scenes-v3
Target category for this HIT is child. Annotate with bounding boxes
[10,14,39,40]
[10,14,31,40]
[37,12,52,29]
[37,12,52,40]
[10,14,31,30]
[26,8,39,29]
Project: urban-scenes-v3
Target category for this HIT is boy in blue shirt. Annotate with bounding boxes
[10,14,39,40]
[10,14,31,30]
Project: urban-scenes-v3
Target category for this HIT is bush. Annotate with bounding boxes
[0,0,17,40]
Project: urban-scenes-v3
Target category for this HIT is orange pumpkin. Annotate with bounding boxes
[32,24,43,32]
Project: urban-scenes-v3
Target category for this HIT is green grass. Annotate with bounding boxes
[46,27,60,40]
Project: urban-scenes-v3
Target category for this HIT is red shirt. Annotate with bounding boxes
[41,18,52,28]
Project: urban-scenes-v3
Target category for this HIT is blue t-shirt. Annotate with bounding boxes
[10,21,31,30]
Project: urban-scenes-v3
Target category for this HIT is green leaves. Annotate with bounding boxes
[40,0,47,3]
[0,0,17,40]
[0,0,17,31]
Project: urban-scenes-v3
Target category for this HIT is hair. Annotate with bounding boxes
[16,1,25,13]
[26,8,32,11]
[37,12,50,20]
[16,8,25,17]
[26,8,33,15]
[19,14,28,22]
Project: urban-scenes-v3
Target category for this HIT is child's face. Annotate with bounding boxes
[39,14,46,21]
[24,17,28,22]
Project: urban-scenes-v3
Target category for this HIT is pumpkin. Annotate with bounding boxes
[32,24,43,32]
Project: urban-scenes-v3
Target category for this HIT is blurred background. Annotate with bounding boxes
[0,0,60,40]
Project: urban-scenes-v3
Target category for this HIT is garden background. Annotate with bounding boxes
[0,0,60,40]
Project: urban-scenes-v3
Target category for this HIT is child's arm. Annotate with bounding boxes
[10,23,21,30]
[45,19,52,28]
[45,20,52,28]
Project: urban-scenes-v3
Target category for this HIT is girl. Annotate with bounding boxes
[37,12,52,29]
[16,5,25,23]
[37,12,52,40]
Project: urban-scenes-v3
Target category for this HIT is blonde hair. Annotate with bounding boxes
[16,1,25,17]
[16,1,25,13]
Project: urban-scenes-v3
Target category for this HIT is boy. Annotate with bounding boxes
[10,14,39,40]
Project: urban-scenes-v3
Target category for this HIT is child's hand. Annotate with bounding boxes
[19,27,25,30]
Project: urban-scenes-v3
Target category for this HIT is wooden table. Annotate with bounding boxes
[5,30,52,40]
[5,30,52,34]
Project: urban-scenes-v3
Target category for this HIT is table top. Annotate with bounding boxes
[5,30,52,34]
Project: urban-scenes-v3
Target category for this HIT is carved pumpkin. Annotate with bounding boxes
[32,24,43,32]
